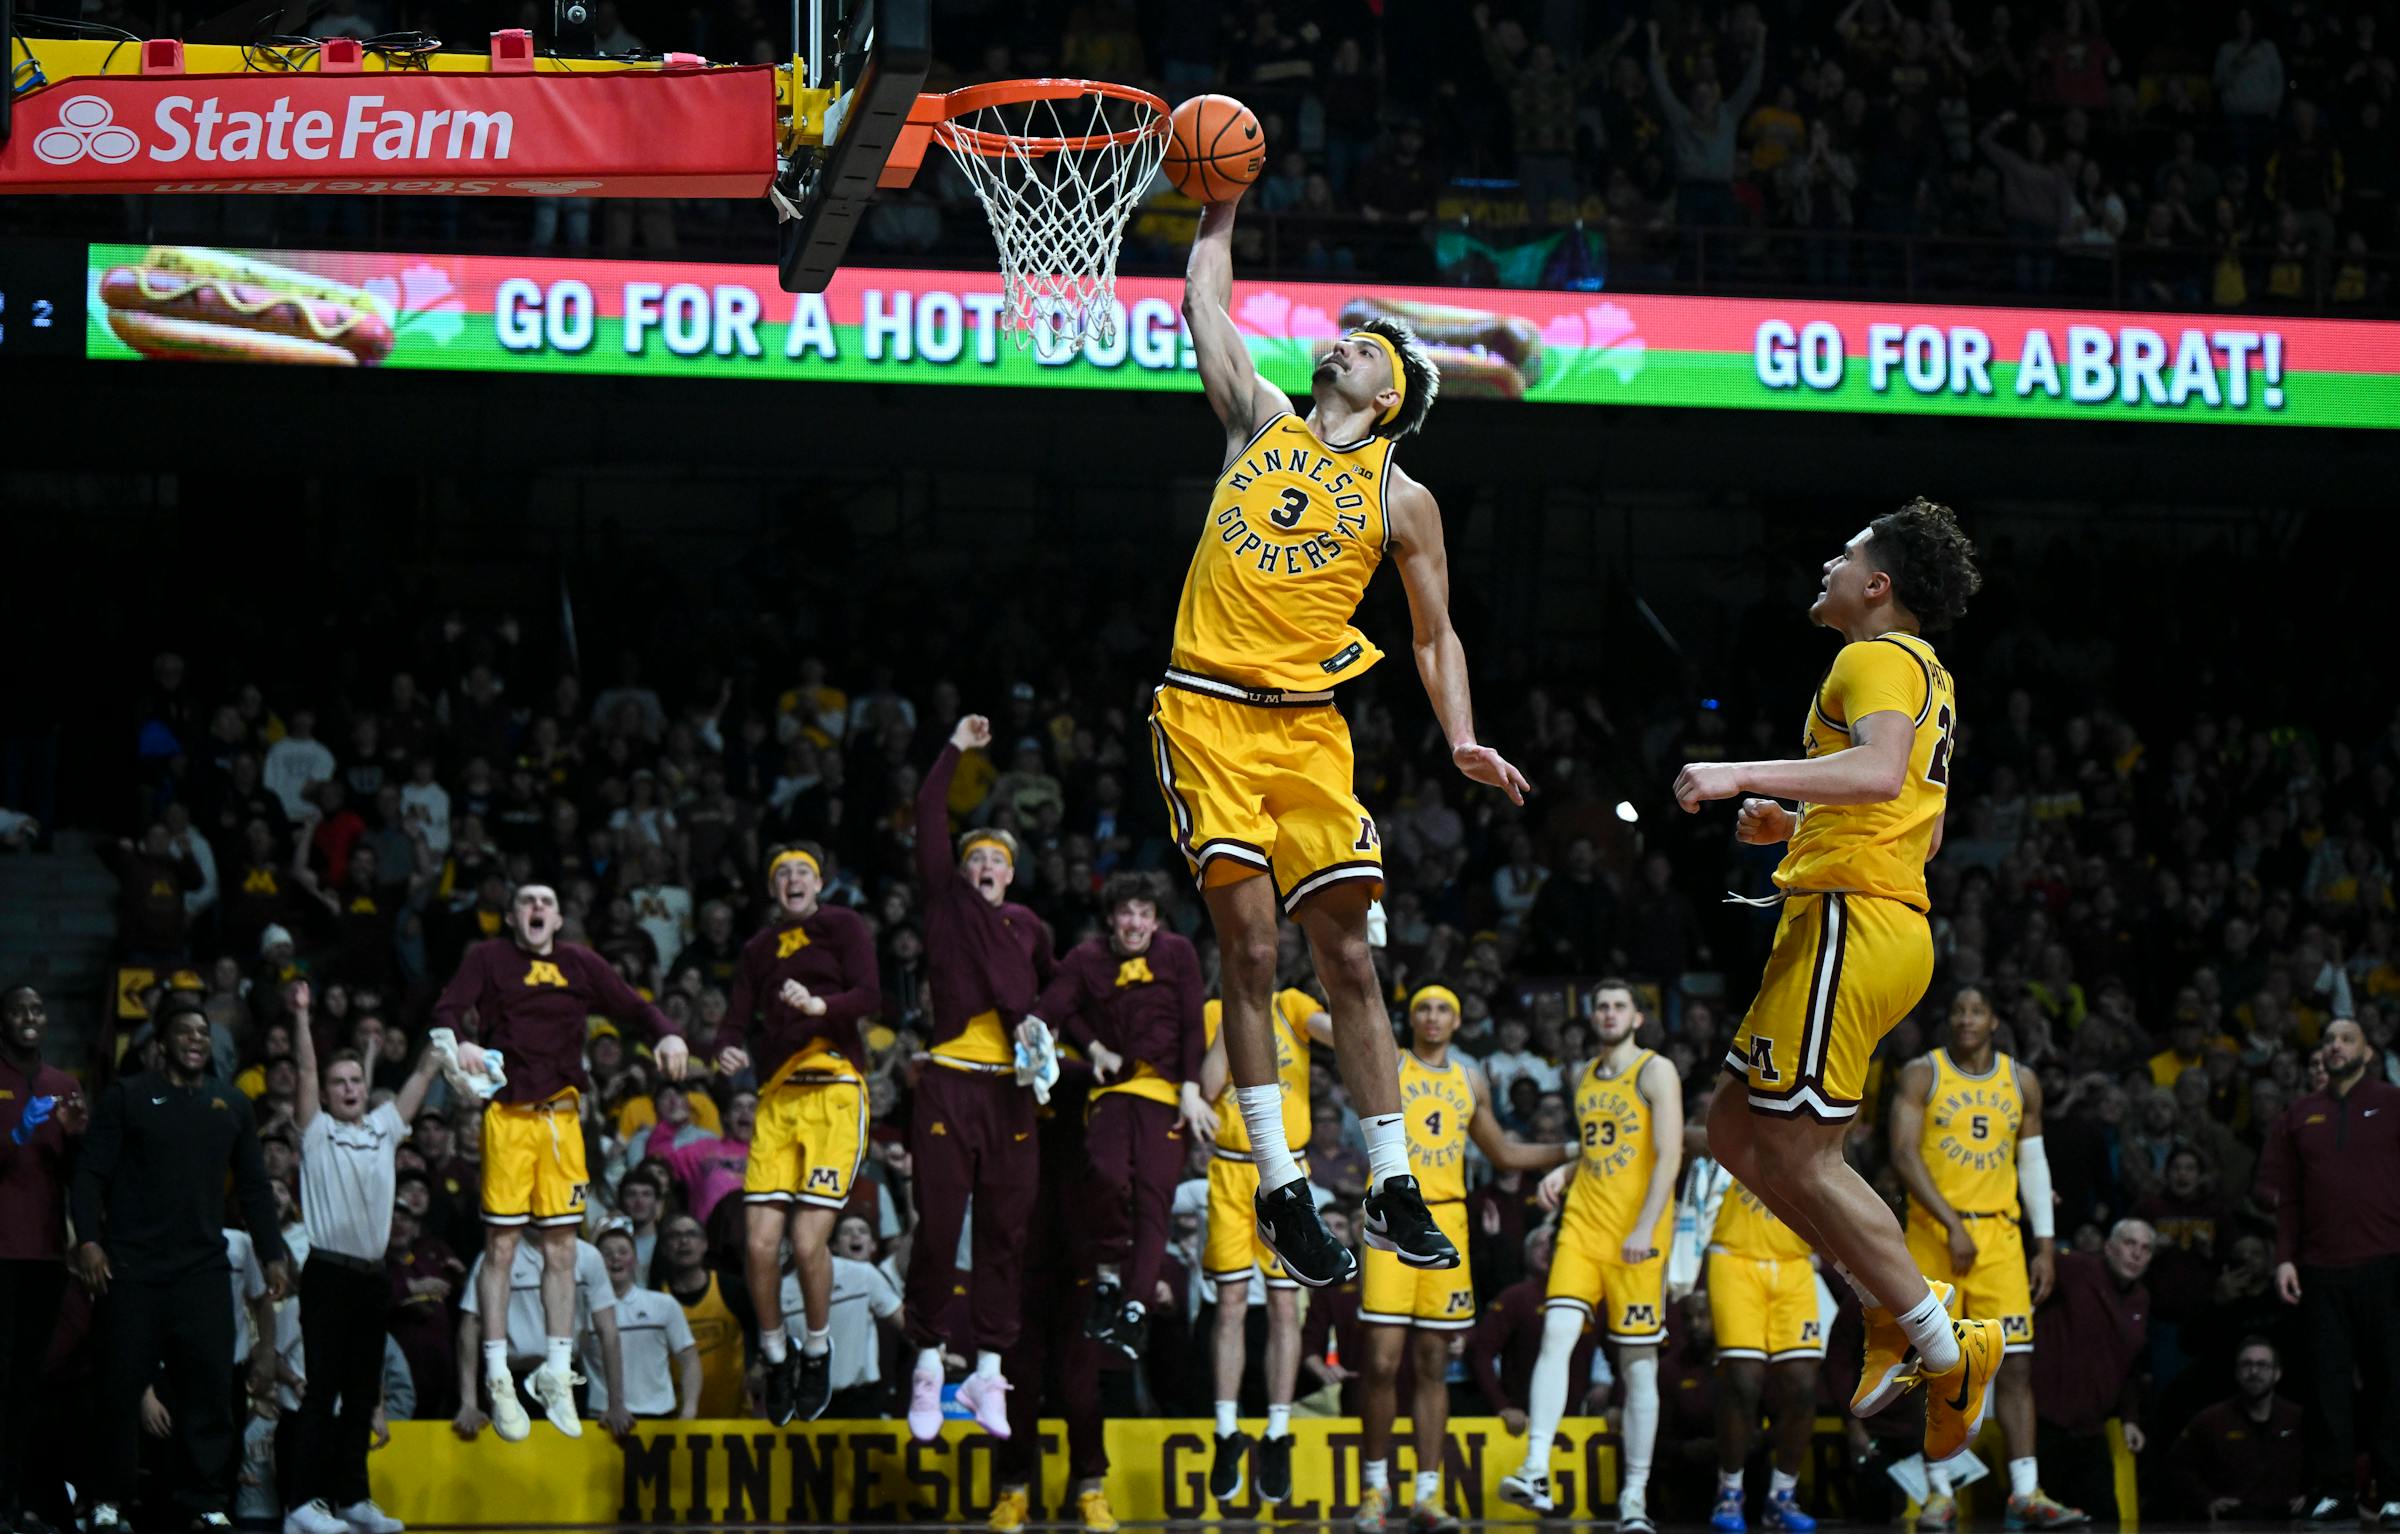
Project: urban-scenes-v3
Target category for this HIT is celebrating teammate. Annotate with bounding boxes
[1356,986,1574,1534]
[712,840,880,1426]
[1024,870,1209,1359]
[1672,498,1998,1460]
[432,883,689,1443]
[1502,981,1683,1531]
[1196,926,1334,1507]
[1170,197,1530,1292]
[903,714,1058,1443]
[1890,986,2085,1529]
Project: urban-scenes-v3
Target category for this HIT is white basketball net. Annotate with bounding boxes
[935,87,1169,358]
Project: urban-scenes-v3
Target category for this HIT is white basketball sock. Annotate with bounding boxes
[1899,1286,1961,1375]
[1238,1085,1304,1191]
[1519,1306,1583,1478]
[2010,1457,2040,1498]
[1215,1400,1239,1436]
[1363,1113,1411,1189]
[1619,1352,1659,1500]
[760,1329,789,1364]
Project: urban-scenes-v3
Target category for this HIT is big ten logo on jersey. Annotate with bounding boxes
[1933,1084,2021,1174]
[1216,444,1375,579]
[522,959,569,988]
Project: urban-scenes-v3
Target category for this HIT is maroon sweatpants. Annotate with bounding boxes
[1083,1093,1185,1306]
[904,1065,1039,1352]
[1000,1093,1110,1490]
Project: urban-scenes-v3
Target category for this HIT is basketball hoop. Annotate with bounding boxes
[926,79,1171,357]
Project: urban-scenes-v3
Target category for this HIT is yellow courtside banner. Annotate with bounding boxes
[369,1416,1633,1524]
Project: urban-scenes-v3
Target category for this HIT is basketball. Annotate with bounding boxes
[1164,93,1265,204]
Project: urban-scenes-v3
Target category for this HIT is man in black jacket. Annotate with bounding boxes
[71,1006,290,1533]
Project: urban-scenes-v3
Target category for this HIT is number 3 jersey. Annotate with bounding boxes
[1171,412,1397,693]
[1776,631,1956,912]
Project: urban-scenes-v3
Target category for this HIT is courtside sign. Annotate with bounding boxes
[79,242,2400,426]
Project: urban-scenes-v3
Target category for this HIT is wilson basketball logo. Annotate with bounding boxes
[33,97,141,166]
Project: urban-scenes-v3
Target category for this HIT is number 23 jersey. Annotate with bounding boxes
[1777,631,1956,913]
[1172,413,1397,694]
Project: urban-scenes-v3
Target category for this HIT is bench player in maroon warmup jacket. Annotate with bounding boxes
[1026,870,1213,1358]
[713,840,881,1426]
[904,715,1059,1443]
[435,884,688,1443]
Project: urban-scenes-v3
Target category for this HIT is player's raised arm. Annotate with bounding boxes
[1390,472,1530,807]
[1182,204,1285,449]
[1676,707,1914,811]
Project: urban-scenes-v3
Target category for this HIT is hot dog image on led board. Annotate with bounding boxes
[97,246,396,365]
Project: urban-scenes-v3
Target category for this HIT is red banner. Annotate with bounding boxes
[0,67,775,197]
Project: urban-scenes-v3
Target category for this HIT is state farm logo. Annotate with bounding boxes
[29,91,518,167]
[33,97,141,166]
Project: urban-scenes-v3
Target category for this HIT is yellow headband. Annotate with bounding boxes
[769,848,821,881]
[959,832,1016,868]
[1349,329,1406,426]
[1409,984,1462,1019]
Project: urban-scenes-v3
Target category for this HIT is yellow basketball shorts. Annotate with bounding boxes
[1361,1199,1475,1330]
[1724,892,1934,1122]
[1546,1214,1669,1343]
[1203,1152,1300,1289]
[1906,1206,2035,1353]
[744,1075,868,1210]
[1707,1249,1827,1362]
[1148,674,1384,915]
[483,1092,588,1228]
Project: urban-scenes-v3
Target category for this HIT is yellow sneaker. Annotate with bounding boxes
[988,1487,1030,1533]
[1078,1489,1120,1534]
[1924,1317,2004,1461]
[1354,1484,1392,1533]
[1852,1280,1955,1417]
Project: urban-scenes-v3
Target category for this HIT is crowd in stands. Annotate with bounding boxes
[0,515,2386,1527]
[12,0,2394,308]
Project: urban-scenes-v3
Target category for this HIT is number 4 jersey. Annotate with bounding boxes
[1172,412,1397,694]
[1776,631,1956,912]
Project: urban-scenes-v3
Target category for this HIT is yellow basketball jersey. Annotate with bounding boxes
[1777,631,1957,912]
[1918,1049,2024,1217]
[1399,1047,1476,1203]
[1564,1049,1667,1244]
[1711,1176,1815,1262]
[1171,413,1395,693]
[1205,988,1316,1153]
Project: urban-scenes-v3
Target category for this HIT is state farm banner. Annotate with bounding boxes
[78,241,2400,427]
[2,67,773,197]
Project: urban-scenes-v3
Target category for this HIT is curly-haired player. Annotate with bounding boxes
[1670,499,2003,1464]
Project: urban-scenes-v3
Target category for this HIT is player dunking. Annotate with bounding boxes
[712,842,880,1427]
[433,884,689,1443]
[1672,498,2000,1461]
[1171,199,1529,1290]
[1501,981,1684,1530]
[1890,987,2084,1529]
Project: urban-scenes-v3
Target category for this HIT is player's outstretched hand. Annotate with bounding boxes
[1453,742,1531,806]
[1673,761,1745,812]
[1734,796,1796,843]
[655,1034,691,1080]
[951,714,993,753]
